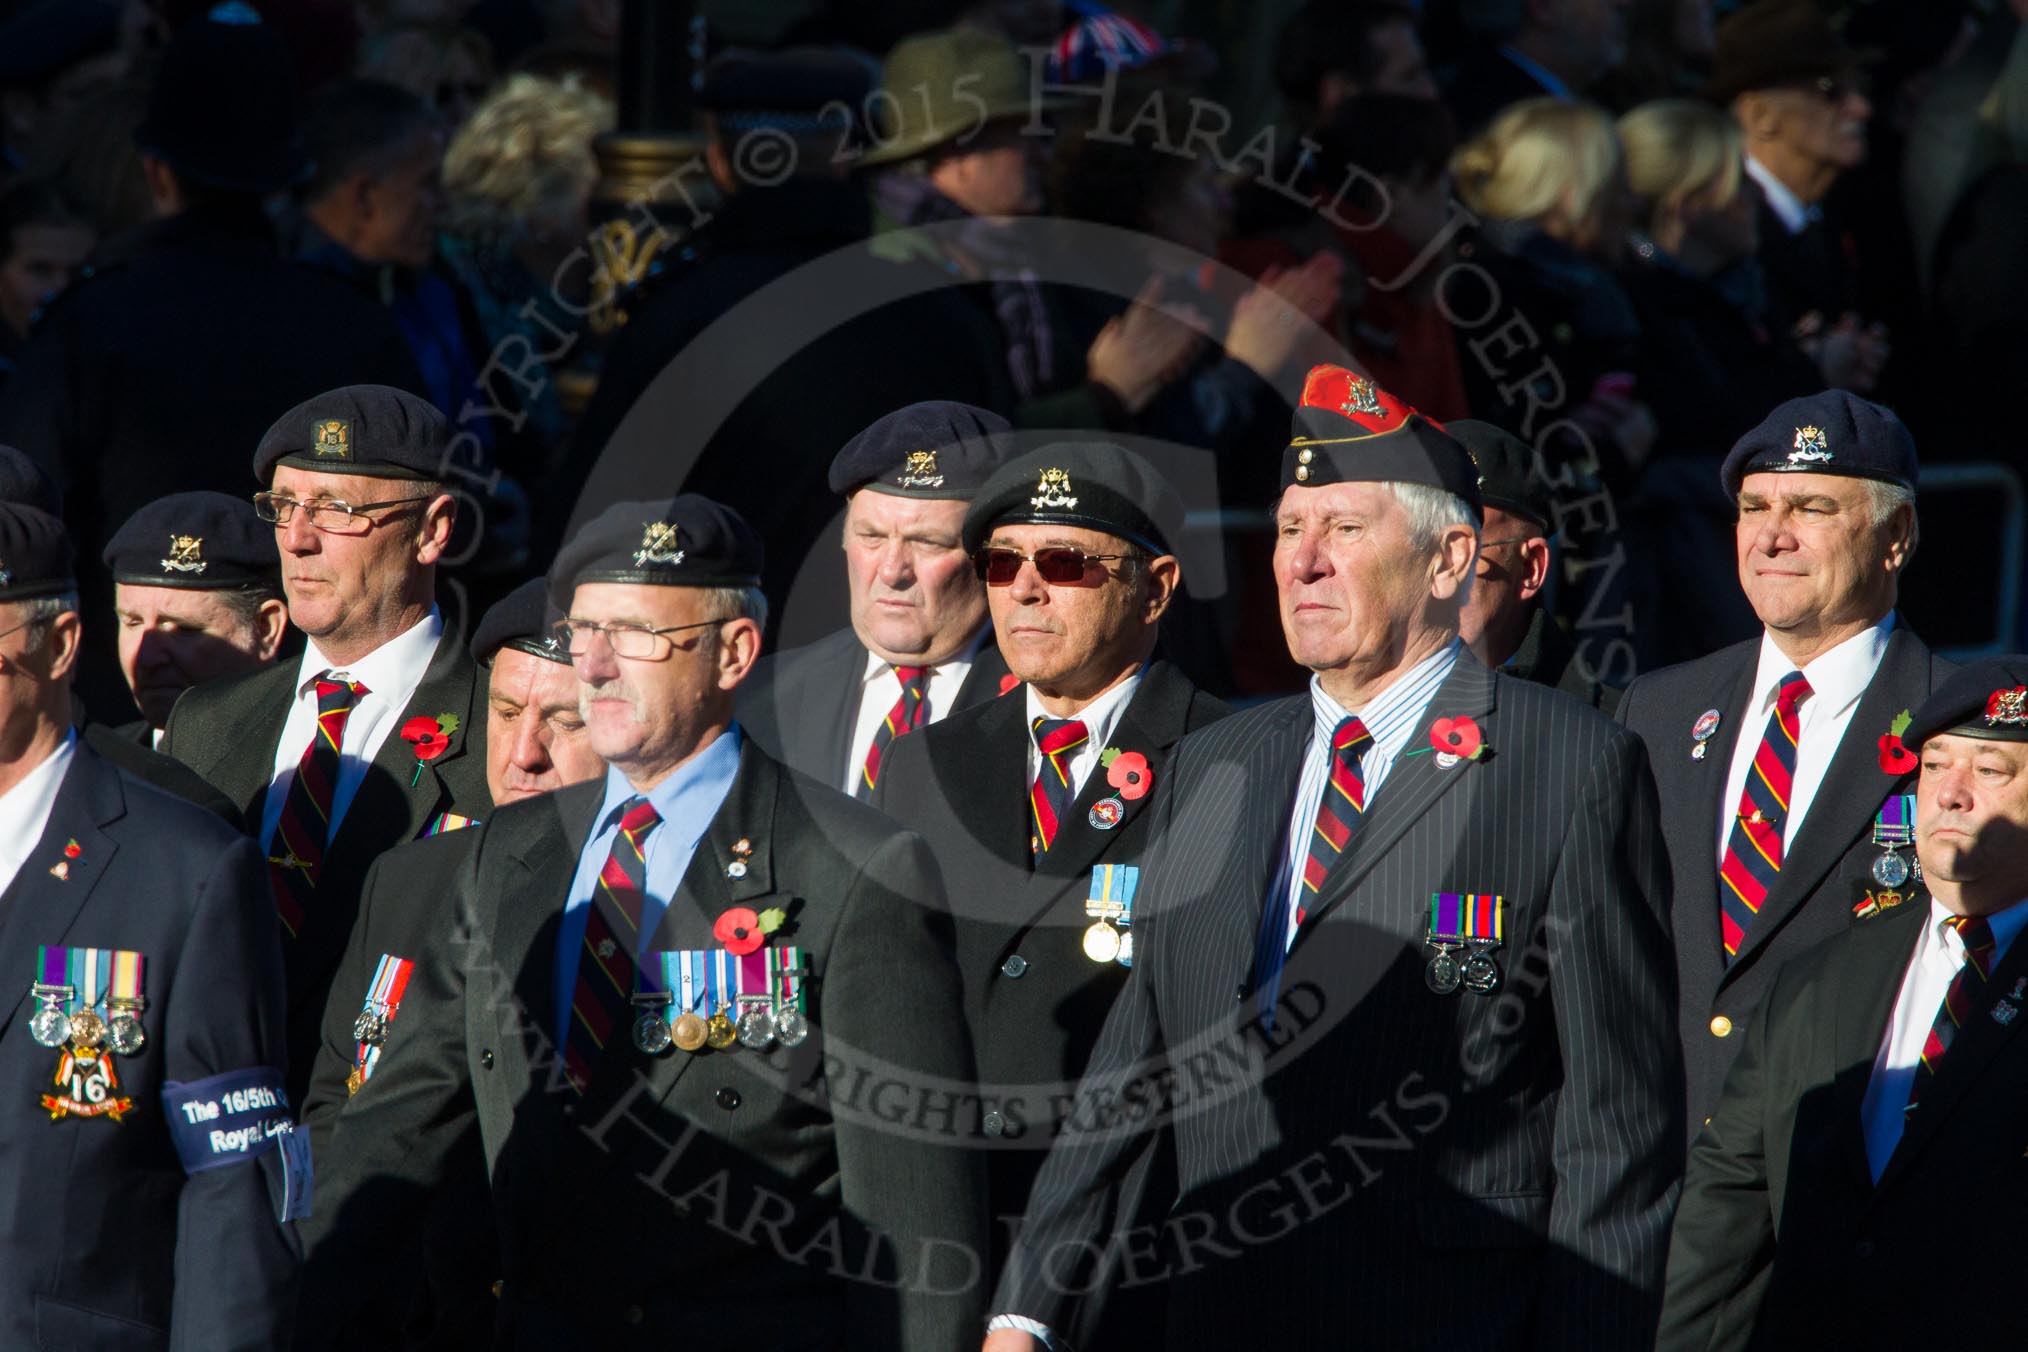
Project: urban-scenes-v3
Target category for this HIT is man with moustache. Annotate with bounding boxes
[294,578,603,1352]
[738,401,1015,798]
[1617,390,1947,1133]
[985,366,1680,1351]
[1658,657,2028,1350]
[162,385,489,1104]
[873,442,1226,1333]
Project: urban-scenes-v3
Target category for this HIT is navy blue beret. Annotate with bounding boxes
[471,577,568,666]
[829,401,1014,502]
[0,444,60,515]
[962,441,1185,558]
[103,490,278,590]
[0,502,75,602]
[1448,420,1549,531]
[1903,656,2028,749]
[254,385,449,485]
[1720,390,1918,498]
[1282,365,1483,520]
[549,495,764,611]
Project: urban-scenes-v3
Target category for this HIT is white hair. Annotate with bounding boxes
[1863,479,1919,563]
[1383,482,1478,606]
[705,585,769,632]
[15,593,77,652]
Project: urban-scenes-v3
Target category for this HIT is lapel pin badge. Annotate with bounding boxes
[48,862,69,881]
[1691,709,1721,760]
[727,837,753,879]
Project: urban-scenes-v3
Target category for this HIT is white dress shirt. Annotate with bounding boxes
[0,730,76,897]
[1860,895,2028,1179]
[1715,617,1894,867]
[1745,155,1818,236]
[1022,668,1143,799]
[840,626,989,795]
[258,607,444,853]
[1276,639,1460,949]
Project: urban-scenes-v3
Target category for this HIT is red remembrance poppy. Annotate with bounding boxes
[714,906,766,956]
[1430,716,1484,760]
[1106,751,1154,801]
[1877,734,1917,775]
[998,673,1021,697]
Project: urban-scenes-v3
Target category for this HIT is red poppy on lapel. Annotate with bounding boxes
[715,907,766,956]
[400,712,459,785]
[1103,749,1153,801]
[998,673,1021,696]
[1877,708,1916,774]
[1430,715,1486,761]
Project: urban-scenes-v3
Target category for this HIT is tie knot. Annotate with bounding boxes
[314,675,366,709]
[615,795,662,836]
[1032,717,1089,756]
[1775,671,1811,713]
[1331,715,1372,758]
[893,665,930,685]
[1947,914,1996,952]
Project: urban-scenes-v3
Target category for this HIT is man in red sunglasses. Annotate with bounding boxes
[874,439,1228,1346]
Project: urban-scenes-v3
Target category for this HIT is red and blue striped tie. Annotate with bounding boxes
[1251,716,1372,1029]
[857,664,930,801]
[1029,717,1089,858]
[1717,672,1811,961]
[1904,915,1996,1117]
[563,797,661,1094]
[266,675,366,939]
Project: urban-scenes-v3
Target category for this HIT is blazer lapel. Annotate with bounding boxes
[953,635,1014,709]
[335,632,481,855]
[937,688,1035,872]
[0,745,124,1043]
[491,782,603,1100]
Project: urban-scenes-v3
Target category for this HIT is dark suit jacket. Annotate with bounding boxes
[1617,624,1952,1129]
[0,740,294,1349]
[76,711,241,827]
[295,828,492,1352]
[1658,903,2028,1349]
[738,624,1013,790]
[996,655,1684,1350]
[872,663,1227,1225]
[460,741,987,1349]
[1750,180,1859,339]
[159,628,489,1104]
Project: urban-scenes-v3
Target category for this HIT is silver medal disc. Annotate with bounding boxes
[736,1004,776,1049]
[1462,952,1502,994]
[352,1008,388,1046]
[108,1012,145,1056]
[1872,851,1910,889]
[633,1011,673,1055]
[29,1003,70,1049]
[774,1007,808,1046]
[1115,930,1134,968]
[1425,950,1462,995]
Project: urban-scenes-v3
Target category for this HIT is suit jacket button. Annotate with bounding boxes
[1709,1016,1733,1038]
[1001,954,1028,979]
[716,1087,741,1111]
[982,1111,1006,1137]
[480,1049,495,1070]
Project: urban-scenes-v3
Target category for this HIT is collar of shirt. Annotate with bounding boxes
[1496,44,1571,100]
[1748,612,1894,724]
[0,729,76,890]
[555,726,744,1045]
[1023,667,1144,799]
[856,623,990,688]
[1921,893,2028,973]
[1744,155,1819,235]
[296,605,444,703]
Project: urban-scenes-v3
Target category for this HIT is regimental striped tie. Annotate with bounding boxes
[1717,671,1811,962]
[266,675,367,940]
[856,664,930,802]
[1029,716,1089,859]
[1250,715,1372,1031]
[563,797,662,1095]
[1905,914,1997,1117]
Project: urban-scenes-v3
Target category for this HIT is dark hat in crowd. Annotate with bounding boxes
[829,401,1015,502]
[1719,390,1918,497]
[1282,364,1484,519]
[134,2,309,194]
[471,577,568,667]
[103,491,278,590]
[0,0,119,87]
[1704,0,1880,103]
[0,445,60,516]
[254,385,449,485]
[860,28,1058,166]
[961,441,1185,558]
[549,496,764,611]
[698,46,874,138]
[1448,420,1551,532]
[1903,656,2028,749]
[0,502,75,603]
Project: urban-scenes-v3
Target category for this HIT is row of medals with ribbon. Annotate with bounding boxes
[1869,796,1918,905]
[31,986,146,1056]
[629,949,807,1057]
[1423,893,1505,996]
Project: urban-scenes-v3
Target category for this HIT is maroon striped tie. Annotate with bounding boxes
[1904,914,1997,1117]
[563,796,662,1094]
[1717,672,1811,960]
[266,676,367,939]
[857,665,930,801]
[1029,717,1089,858]
[1298,716,1373,923]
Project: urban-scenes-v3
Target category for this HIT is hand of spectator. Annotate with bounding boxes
[1810,313,1891,393]
[1088,278,1206,415]
[1225,253,1345,380]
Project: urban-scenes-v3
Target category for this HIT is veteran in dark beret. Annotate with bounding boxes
[104,490,286,744]
[1661,654,2028,1351]
[1617,388,1950,1134]
[987,365,1680,1352]
[0,503,298,1349]
[1451,420,1620,713]
[871,440,1226,1333]
[159,384,489,1107]
[738,400,1019,797]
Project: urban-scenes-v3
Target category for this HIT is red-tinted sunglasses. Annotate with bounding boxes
[973,546,1129,586]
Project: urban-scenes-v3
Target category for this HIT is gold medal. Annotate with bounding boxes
[67,1009,106,1051]
[671,1012,709,1052]
[345,1067,365,1096]
[1083,921,1122,963]
[704,1006,737,1050]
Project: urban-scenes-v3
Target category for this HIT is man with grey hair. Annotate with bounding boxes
[986,366,1680,1350]
[0,503,297,1345]
[1618,390,1949,1135]
[1445,0,1630,132]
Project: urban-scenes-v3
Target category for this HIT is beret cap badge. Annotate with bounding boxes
[633,521,685,568]
[1787,425,1831,464]
[1986,687,2028,728]
[312,419,353,460]
[1031,468,1078,510]
[161,534,206,575]
[1339,377,1385,417]
[897,450,945,489]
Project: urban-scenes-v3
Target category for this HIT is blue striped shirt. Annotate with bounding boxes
[1274,638,1462,948]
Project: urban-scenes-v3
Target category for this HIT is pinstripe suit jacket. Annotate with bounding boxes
[996,654,1684,1350]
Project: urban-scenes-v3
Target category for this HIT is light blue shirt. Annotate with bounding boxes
[553,725,743,1045]
[1274,639,1462,948]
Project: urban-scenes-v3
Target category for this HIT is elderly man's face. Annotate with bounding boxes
[1916,733,2028,904]
[982,522,1172,700]
[567,582,757,781]
[485,648,601,804]
[1735,471,1904,641]
[1274,481,1457,675]
[843,491,987,666]
[1761,79,1871,172]
[1457,504,1550,657]
[269,466,448,652]
[114,583,282,729]
[0,600,79,747]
